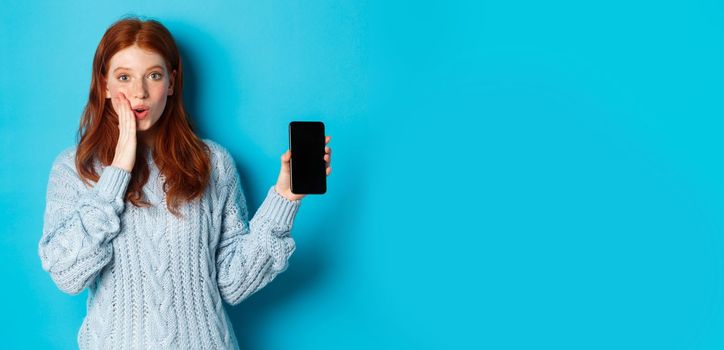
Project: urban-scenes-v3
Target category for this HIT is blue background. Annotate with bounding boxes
[2,0,724,348]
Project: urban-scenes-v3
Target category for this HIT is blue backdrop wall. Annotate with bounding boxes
[3,0,724,349]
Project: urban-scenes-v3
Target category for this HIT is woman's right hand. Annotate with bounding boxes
[110,92,137,173]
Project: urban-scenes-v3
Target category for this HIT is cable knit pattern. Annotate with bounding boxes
[38,138,301,350]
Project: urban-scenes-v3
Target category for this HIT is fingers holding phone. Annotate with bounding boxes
[324,136,332,176]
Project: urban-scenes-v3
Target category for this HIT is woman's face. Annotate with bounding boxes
[105,44,176,133]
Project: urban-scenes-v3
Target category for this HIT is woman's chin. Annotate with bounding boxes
[136,123,148,131]
[136,122,159,134]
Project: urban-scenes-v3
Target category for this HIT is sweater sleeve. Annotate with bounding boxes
[215,153,301,306]
[38,151,131,295]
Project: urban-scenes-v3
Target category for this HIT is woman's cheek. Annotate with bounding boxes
[107,84,126,98]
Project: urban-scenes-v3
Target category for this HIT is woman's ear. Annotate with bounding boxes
[103,77,111,99]
[168,70,177,96]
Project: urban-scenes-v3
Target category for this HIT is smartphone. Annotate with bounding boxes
[289,121,327,194]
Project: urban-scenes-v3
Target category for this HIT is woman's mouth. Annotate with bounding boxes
[133,107,149,120]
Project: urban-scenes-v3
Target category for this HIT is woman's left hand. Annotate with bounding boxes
[274,135,332,201]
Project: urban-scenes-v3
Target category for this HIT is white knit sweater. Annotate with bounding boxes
[38,139,301,349]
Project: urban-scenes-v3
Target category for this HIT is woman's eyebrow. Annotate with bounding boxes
[113,65,165,73]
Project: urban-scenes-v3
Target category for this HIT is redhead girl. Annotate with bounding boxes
[38,16,332,350]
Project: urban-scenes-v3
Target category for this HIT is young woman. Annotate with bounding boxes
[38,16,332,350]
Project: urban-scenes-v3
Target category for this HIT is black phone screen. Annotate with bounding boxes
[289,121,326,194]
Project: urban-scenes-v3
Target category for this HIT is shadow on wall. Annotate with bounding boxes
[226,128,367,347]
[228,162,363,350]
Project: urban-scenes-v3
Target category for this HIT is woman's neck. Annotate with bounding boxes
[138,128,157,150]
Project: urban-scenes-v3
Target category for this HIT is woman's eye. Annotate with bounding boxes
[150,72,162,80]
[118,75,129,81]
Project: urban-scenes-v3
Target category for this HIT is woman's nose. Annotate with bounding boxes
[131,80,148,99]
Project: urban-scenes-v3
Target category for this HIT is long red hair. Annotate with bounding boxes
[75,16,211,219]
